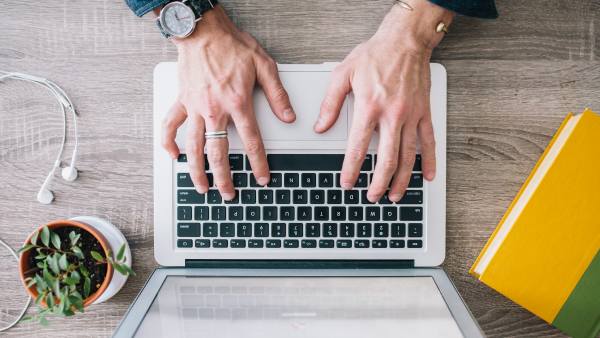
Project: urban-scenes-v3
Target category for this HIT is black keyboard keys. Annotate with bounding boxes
[327,190,342,204]
[301,173,316,187]
[269,173,282,187]
[323,223,337,237]
[177,239,193,248]
[401,207,423,221]
[301,239,317,248]
[293,190,308,204]
[391,223,406,237]
[237,223,252,237]
[357,223,372,237]
[306,223,320,237]
[284,173,299,187]
[231,239,246,248]
[207,190,222,204]
[284,239,299,248]
[220,223,235,237]
[298,207,312,220]
[272,223,286,237]
[408,223,423,237]
[203,223,218,237]
[319,173,334,187]
[289,223,303,237]
[340,223,355,237]
[241,190,256,204]
[374,223,388,237]
[266,239,282,248]
[233,173,248,187]
[276,190,290,204]
[194,206,209,220]
[177,206,192,220]
[258,190,274,204]
[254,223,269,237]
[319,239,334,248]
[248,239,264,248]
[177,223,200,237]
[310,190,325,204]
[246,206,260,220]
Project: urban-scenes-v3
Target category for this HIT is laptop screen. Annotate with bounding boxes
[134,276,463,338]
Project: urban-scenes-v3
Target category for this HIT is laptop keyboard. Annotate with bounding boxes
[175,154,424,250]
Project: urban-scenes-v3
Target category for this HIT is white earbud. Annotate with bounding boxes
[61,166,78,182]
[37,187,55,205]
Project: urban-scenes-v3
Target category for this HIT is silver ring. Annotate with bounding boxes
[205,130,227,139]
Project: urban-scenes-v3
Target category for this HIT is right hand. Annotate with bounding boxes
[161,5,295,200]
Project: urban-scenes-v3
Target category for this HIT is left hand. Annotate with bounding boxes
[314,0,453,203]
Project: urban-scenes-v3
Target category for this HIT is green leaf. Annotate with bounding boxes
[113,263,128,276]
[116,244,126,261]
[90,250,104,262]
[40,226,50,247]
[80,264,89,277]
[30,229,39,246]
[121,264,136,276]
[39,315,49,326]
[46,293,55,308]
[34,274,47,290]
[36,261,45,269]
[70,270,81,283]
[42,267,55,286]
[17,244,35,254]
[83,277,91,298]
[59,253,68,271]
[51,232,61,250]
[26,278,37,288]
[72,245,84,259]
[63,277,77,286]
[35,253,47,260]
[47,254,60,274]
[69,231,80,246]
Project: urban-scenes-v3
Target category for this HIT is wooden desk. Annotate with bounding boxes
[1,0,597,336]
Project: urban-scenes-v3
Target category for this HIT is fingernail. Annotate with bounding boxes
[341,182,353,190]
[258,177,270,186]
[195,185,208,194]
[284,109,296,120]
[367,194,379,203]
[425,171,435,180]
[389,193,401,202]
[222,192,235,200]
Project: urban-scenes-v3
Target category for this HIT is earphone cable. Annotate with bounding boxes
[0,237,31,332]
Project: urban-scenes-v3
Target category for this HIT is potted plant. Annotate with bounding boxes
[18,217,134,324]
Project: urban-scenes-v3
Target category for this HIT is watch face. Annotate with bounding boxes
[160,2,196,38]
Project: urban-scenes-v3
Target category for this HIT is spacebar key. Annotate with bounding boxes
[265,154,371,171]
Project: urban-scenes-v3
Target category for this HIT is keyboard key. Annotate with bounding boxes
[275,190,291,204]
[177,173,193,187]
[280,207,295,220]
[293,190,308,204]
[266,239,282,248]
[203,223,218,237]
[231,239,246,248]
[298,207,312,220]
[195,239,210,248]
[382,207,397,221]
[373,240,388,248]
[327,190,342,204]
[310,190,325,204]
[289,223,303,237]
[378,193,392,205]
[335,173,341,187]
[361,190,374,204]
[246,206,261,220]
[177,206,192,220]
[348,207,363,221]
[178,190,205,204]
[206,173,214,187]
[401,207,423,221]
[177,239,193,248]
[241,190,256,204]
[314,207,329,221]
[220,223,235,237]
[336,240,352,248]
[319,239,334,248]
[233,173,248,187]
[306,223,320,237]
[409,173,423,188]
[390,240,405,248]
[323,223,337,237]
[194,206,209,220]
[267,154,344,171]
[177,154,187,162]
[207,190,222,204]
[228,206,243,220]
[301,239,317,248]
[211,206,226,221]
[177,223,200,237]
[391,223,406,237]
[354,240,370,248]
[331,207,346,221]
[408,223,423,237]
[284,173,299,187]
[254,223,269,237]
[237,223,252,237]
[229,154,244,170]
[344,190,359,204]
[319,173,334,187]
[413,154,422,171]
[356,173,368,188]
[248,239,264,248]
[263,206,277,220]
[374,223,389,237]
[301,173,317,187]
[213,239,228,248]
[258,190,274,204]
[284,239,299,248]
[223,190,239,204]
[398,190,423,204]
[340,223,355,237]
[271,223,286,237]
[408,240,423,248]
[269,173,282,187]
[365,207,380,221]
[357,223,372,237]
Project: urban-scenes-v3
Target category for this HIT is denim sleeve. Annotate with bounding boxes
[125,0,170,17]
[428,0,498,18]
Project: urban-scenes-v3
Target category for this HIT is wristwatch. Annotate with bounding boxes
[156,0,218,39]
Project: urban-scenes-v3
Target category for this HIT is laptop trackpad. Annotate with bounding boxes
[253,71,348,142]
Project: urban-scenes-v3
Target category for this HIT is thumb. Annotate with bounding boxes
[255,57,296,123]
[315,66,351,133]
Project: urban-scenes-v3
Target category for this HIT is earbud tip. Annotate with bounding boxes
[61,166,78,182]
[37,189,54,204]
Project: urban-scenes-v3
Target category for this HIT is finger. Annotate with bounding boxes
[389,125,418,202]
[204,110,235,201]
[255,57,296,123]
[368,120,402,203]
[418,116,436,181]
[231,101,270,186]
[161,101,187,159]
[315,66,351,133]
[185,116,209,194]
[340,103,377,190]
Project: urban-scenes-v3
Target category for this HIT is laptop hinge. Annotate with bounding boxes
[184,260,415,269]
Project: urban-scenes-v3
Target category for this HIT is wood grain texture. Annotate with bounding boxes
[1,0,598,336]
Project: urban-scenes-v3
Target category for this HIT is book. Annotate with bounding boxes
[470,109,600,338]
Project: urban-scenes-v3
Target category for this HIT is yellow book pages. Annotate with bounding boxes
[473,110,600,322]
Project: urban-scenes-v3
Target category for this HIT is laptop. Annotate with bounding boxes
[113,62,483,337]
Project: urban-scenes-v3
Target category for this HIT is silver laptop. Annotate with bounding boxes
[113,62,483,337]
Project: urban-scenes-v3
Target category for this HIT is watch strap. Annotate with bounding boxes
[156,19,171,39]
[187,0,218,17]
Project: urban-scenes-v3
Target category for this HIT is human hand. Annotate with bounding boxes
[314,0,453,203]
[161,6,295,200]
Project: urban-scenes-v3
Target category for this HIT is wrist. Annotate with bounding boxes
[376,0,454,52]
[172,5,235,48]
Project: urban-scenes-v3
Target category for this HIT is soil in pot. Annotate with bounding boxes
[24,226,108,297]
